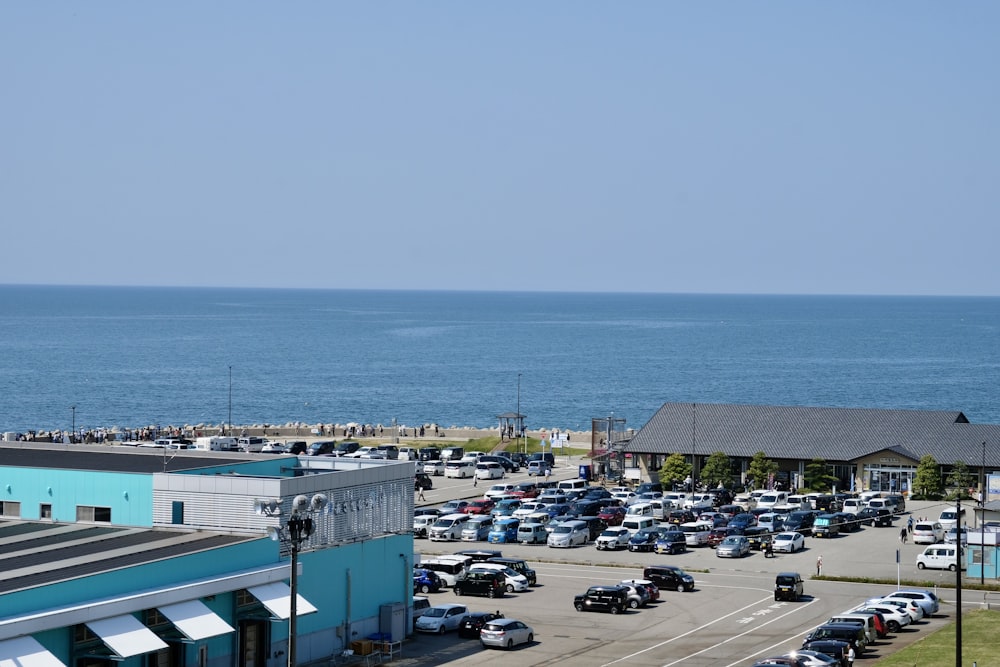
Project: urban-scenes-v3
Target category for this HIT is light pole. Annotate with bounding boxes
[228,366,232,437]
[71,405,76,443]
[270,497,323,667]
[517,373,522,454]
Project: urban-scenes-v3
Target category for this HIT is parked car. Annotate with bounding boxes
[945,526,969,545]
[458,611,504,638]
[461,516,494,542]
[744,526,773,551]
[938,507,966,531]
[716,535,751,558]
[772,532,806,553]
[598,506,627,526]
[423,460,446,476]
[480,617,534,650]
[884,589,939,616]
[573,585,629,614]
[413,514,434,539]
[516,522,548,544]
[916,544,963,571]
[488,518,520,544]
[510,482,539,499]
[774,572,804,601]
[415,472,434,491]
[912,521,945,544]
[811,514,841,538]
[469,564,529,593]
[596,527,631,551]
[547,520,589,548]
[833,512,861,532]
[654,529,688,555]
[453,569,505,598]
[628,527,664,552]
[413,568,443,594]
[491,499,522,519]
[440,500,471,514]
[643,564,695,592]
[415,603,470,633]
[464,499,496,515]
[616,581,651,609]
[487,557,536,586]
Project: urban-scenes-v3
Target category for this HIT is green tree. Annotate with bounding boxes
[946,460,975,500]
[913,454,942,499]
[746,451,779,490]
[701,451,733,489]
[803,457,838,492]
[658,453,691,489]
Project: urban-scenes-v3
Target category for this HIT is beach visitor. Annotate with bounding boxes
[900,527,907,543]
[816,555,823,576]
[417,486,426,502]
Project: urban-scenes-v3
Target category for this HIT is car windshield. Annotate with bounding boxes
[775,534,793,541]
[553,525,573,533]
[776,576,797,585]
[424,608,447,618]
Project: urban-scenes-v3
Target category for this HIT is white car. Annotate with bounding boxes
[945,526,969,545]
[874,596,924,621]
[480,618,534,650]
[484,483,518,501]
[912,521,945,544]
[469,564,529,592]
[423,460,445,476]
[475,462,505,480]
[414,603,469,633]
[854,604,911,632]
[595,527,631,551]
[772,531,805,553]
[258,442,287,454]
[512,502,545,520]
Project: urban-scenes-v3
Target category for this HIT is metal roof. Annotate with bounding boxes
[0,521,256,595]
[0,443,260,473]
[623,402,1000,465]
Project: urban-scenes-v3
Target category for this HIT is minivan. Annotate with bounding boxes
[679,521,713,547]
[756,491,788,510]
[916,544,964,571]
[429,513,470,541]
[621,516,656,535]
[440,446,465,461]
[547,520,589,548]
[828,613,877,644]
[419,558,467,587]
[626,502,654,518]
[445,460,475,478]
[517,522,548,544]
[475,462,505,480]
[557,478,588,493]
[812,514,841,538]
[487,557,537,586]
[842,498,864,514]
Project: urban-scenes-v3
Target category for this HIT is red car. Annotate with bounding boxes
[510,482,539,499]
[598,506,626,526]
[464,499,496,515]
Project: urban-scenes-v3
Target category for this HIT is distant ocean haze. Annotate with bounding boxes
[1,285,998,434]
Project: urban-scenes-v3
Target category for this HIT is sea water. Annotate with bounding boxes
[1,285,998,433]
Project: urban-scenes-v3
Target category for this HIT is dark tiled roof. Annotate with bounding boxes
[623,402,1000,464]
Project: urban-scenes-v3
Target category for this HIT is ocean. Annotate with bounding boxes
[1,285,998,434]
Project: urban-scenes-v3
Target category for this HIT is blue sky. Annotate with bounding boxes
[3,3,998,295]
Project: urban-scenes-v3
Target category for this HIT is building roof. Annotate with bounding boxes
[623,402,1000,465]
[0,521,256,595]
[0,443,263,473]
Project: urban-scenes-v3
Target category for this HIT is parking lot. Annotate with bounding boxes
[403,459,964,666]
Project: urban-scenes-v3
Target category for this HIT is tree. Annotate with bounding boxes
[803,457,838,492]
[913,454,942,499]
[658,453,691,490]
[746,451,779,490]
[701,451,733,489]
[946,460,975,500]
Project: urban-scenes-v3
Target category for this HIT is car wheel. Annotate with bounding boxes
[575,603,583,611]
[774,595,779,601]
[677,584,685,593]
[629,599,639,609]
[949,564,957,572]
[527,633,533,644]
[507,583,515,593]
[610,605,620,614]
[438,625,446,634]
[454,587,462,595]
[889,621,900,633]
[917,562,925,569]
[421,584,431,594]
[488,588,495,598]
[506,639,513,649]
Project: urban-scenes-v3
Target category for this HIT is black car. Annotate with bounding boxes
[856,507,893,527]
[744,526,772,550]
[286,441,308,455]
[628,527,663,552]
[480,454,519,473]
[415,473,433,490]
[454,570,505,598]
[802,624,865,656]
[667,509,696,525]
[643,565,695,592]
[783,510,816,535]
[573,585,629,614]
[454,549,503,563]
[487,557,536,586]
[833,512,861,532]
[655,529,687,555]
[458,611,504,638]
[774,572,804,601]
[799,639,851,666]
[568,500,603,518]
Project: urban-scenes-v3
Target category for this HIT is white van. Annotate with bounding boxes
[783,495,812,512]
[621,516,656,536]
[428,513,470,541]
[679,521,713,547]
[557,479,588,494]
[916,544,964,571]
[237,436,267,453]
[842,498,864,515]
[627,502,654,518]
[650,499,672,520]
[547,520,589,548]
[444,460,475,479]
[194,436,239,451]
[419,558,467,586]
[756,491,788,510]
[475,462,505,480]
[684,494,714,511]
[866,498,892,512]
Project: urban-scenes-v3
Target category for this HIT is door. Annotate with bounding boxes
[239,619,268,667]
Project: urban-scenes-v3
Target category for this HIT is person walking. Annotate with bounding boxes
[417,486,426,502]
[473,474,478,488]
[846,644,855,666]
[907,515,914,533]
[816,555,823,576]
[544,466,551,483]
[900,527,908,543]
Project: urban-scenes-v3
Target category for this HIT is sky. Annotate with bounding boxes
[3,3,998,296]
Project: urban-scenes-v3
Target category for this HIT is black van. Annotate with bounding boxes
[453,569,505,598]
[335,441,361,456]
[802,623,865,655]
[487,557,536,586]
[307,440,338,456]
[774,572,803,601]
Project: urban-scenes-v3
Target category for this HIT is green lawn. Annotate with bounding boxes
[873,608,999,666]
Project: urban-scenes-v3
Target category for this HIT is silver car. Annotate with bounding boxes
[480,617,534,649]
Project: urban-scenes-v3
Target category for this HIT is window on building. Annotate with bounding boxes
[1,501,21,518]
[76,505,112,523]
[40,503,52,519]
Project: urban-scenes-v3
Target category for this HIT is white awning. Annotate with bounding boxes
[247,582,317,620]
[157,600,235,641]
[0,636,66,667]
[85,615,168,658]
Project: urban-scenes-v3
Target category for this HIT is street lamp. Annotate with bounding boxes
[228,366,232,437]
[71,405,76,443]
[517,373,522,454]
[269,494,325,667]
